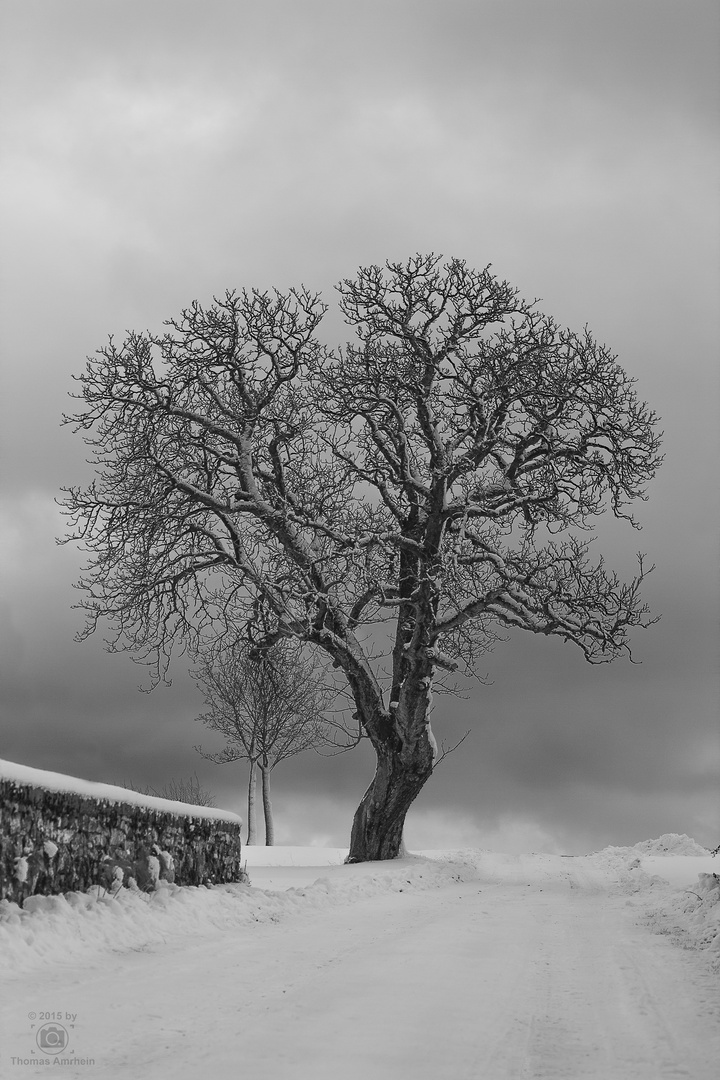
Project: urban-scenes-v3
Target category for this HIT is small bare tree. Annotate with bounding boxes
[193,639,335,845]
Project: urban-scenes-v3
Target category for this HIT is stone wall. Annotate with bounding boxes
[0,777,245,906]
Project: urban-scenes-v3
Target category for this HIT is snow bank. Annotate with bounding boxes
[0,757,241,823]
[630,833,711,856]
[0,855,469,978]
[2,839,718,980]
[591,835,720,966]
[598,833,711,859]
[641,870,720,967]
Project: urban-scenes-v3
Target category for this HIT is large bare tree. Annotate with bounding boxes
[61,255,662,861]
[193,639,336,846]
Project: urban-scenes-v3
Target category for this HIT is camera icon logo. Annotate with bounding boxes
[36,1023,69,1054]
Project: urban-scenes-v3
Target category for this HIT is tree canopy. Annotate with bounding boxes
[62,254,662,860]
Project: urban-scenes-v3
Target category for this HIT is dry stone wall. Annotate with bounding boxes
[0,776,245,906]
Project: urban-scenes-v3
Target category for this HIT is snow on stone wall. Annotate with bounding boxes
[0,758,242,822]
[0,759,245,906]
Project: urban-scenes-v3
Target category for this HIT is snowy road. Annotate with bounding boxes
[2,853,719,1079]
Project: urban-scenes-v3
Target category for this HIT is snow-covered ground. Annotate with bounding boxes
[1,835,718,1078]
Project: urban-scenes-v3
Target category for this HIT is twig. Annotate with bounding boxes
[433,730,471,769]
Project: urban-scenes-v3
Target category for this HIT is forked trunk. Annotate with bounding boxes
[347,735,435,862]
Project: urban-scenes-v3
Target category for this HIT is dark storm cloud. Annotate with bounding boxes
[2,1,716,491]
[1,0,717,851]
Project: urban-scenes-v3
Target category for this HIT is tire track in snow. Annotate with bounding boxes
[477,881,715,1079]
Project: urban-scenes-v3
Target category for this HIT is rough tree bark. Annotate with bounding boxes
[348,734,435,862]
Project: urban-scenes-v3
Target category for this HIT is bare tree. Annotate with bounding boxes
[193,638,336,845]
[61,254,662,862]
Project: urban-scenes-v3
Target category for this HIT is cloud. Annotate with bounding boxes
[0,0,717,853]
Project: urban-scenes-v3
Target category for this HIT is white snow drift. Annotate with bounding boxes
[0,834,717,978]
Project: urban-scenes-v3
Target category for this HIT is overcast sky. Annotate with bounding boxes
[1,0,718,854]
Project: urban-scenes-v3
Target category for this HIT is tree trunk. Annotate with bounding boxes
[246,759,258,845]
[346,731,435,862]
[260,763,274,846]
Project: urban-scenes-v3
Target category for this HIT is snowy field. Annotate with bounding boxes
[1,835,719,1079]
